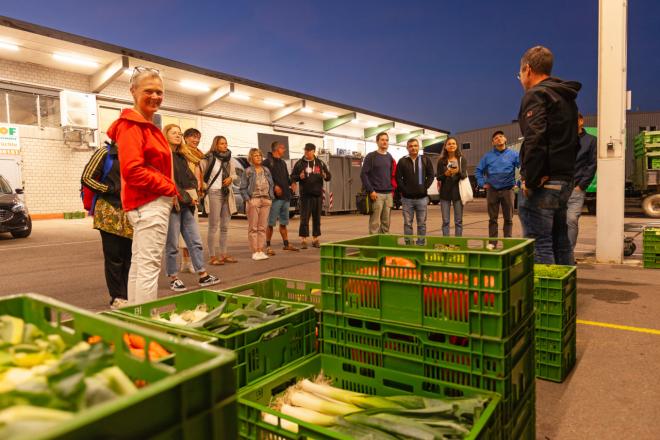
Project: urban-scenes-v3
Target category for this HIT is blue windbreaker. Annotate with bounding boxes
[475,148,519,189]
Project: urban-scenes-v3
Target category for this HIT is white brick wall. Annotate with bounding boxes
[18,126,93,214]
[0,58,373,214]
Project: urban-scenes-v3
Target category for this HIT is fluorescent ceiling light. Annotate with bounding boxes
[180,80,211,92]
[351,119,363,125]
[0,41,19,51]
[323,112,338,118]
[366,121,378,127]
[53,53,99,68]
[230,92,250,101]
[263,98,284,107]
[300,107,313,114]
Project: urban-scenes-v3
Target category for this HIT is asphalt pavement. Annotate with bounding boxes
[1,198,658,439]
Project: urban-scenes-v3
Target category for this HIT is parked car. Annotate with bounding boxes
[0,174,32,238]
[198,155,299,218]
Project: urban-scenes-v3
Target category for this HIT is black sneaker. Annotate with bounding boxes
[170,278,186,292]
[199,274,220,287]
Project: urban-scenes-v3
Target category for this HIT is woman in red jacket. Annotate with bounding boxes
[107,67,178,304]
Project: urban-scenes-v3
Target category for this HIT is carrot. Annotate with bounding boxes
[148,341,169,358]
[87,335,102,345]
[129,347,145,358]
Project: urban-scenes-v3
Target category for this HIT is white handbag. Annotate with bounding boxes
[458,158,473,204]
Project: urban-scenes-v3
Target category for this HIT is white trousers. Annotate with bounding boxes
[126,196,172,304]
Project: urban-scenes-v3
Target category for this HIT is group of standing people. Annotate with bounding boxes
[83,67,333,307]
[84,45,594,308]
[360,132,471,240]
[364,45,596,267]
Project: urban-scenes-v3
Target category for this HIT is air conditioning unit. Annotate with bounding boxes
[59,90,98,129]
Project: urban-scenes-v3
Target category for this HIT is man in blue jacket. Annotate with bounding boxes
[566,113,597,251]
[476,130,520,240]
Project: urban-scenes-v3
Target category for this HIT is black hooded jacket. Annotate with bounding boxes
[518,77,582,188]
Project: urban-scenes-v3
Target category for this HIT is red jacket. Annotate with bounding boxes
[107,109,177,211]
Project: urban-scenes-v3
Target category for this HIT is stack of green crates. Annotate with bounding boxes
[318,235,538,438]
[633,131,660,188]
[0,293,237,439]
[108,290,316,389]
[643,227,660,268]
[534,264,577,382]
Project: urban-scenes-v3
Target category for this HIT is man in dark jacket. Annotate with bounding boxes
[476,131,520,240]
[395,138,434,243]
[567,113,597,251]
[291,143,331,248]
[517,45,581,264]
[263,141,298,254]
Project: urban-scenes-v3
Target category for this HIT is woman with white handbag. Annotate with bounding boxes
[437,137,469,236]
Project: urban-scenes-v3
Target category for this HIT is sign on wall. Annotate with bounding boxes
[0,125,20,155]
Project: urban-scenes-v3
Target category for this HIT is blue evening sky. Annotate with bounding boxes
[3,1,659,132]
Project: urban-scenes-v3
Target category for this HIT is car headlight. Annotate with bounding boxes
[11,203,26,213]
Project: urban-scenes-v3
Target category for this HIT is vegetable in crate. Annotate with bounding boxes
[151,297,291,335]
[0,315,138,438]
[262,373,488,438]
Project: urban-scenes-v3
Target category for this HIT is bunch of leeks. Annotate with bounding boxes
[262,374,488,439]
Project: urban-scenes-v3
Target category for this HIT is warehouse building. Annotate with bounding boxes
[453,111,660,177]
[0,16,449,216]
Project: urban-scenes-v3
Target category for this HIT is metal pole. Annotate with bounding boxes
[596,0,628,263]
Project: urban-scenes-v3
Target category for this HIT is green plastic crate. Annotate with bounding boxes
[321,235,535,338]
[0,293,237,440]
[320,310,534,380]
[237,354,502,440]
[320,312,535,420]
[222,277,322,309]
[503,387,536,440]
[643,253,660,269]
[110,290,316,388]
[534,264,577,330]
[536,324,576,383]
[536,317,577,352]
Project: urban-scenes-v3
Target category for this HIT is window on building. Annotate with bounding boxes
[462,142,471,150]
[7,91,38,126]
[39,96,61,128]
[651,126,657,131]
[0,93,7,123]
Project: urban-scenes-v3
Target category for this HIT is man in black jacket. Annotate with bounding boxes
[263,141,299,254]
[567,113,597,251]
[517,45,581,264]
[291,143,331,248]
[395,138,434,243]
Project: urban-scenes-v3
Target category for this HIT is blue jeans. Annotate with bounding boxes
[402,197,428,244]
[440,199,463,236]
[166,207,205,276]
[566,187,585,251]
[518,180,573,264]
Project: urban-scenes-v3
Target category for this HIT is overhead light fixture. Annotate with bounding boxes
[0,41,19,51]
[264,98,285,107]
[323,112,338,118]
[366,121,378,127]
[180,80,211,92]
[53,53,99,68]
[230,92,251,101]
[351,119,363,125]
[300,107,313,114]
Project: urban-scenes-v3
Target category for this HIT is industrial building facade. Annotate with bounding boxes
[0,16,448,216]
[453,112,660,177]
